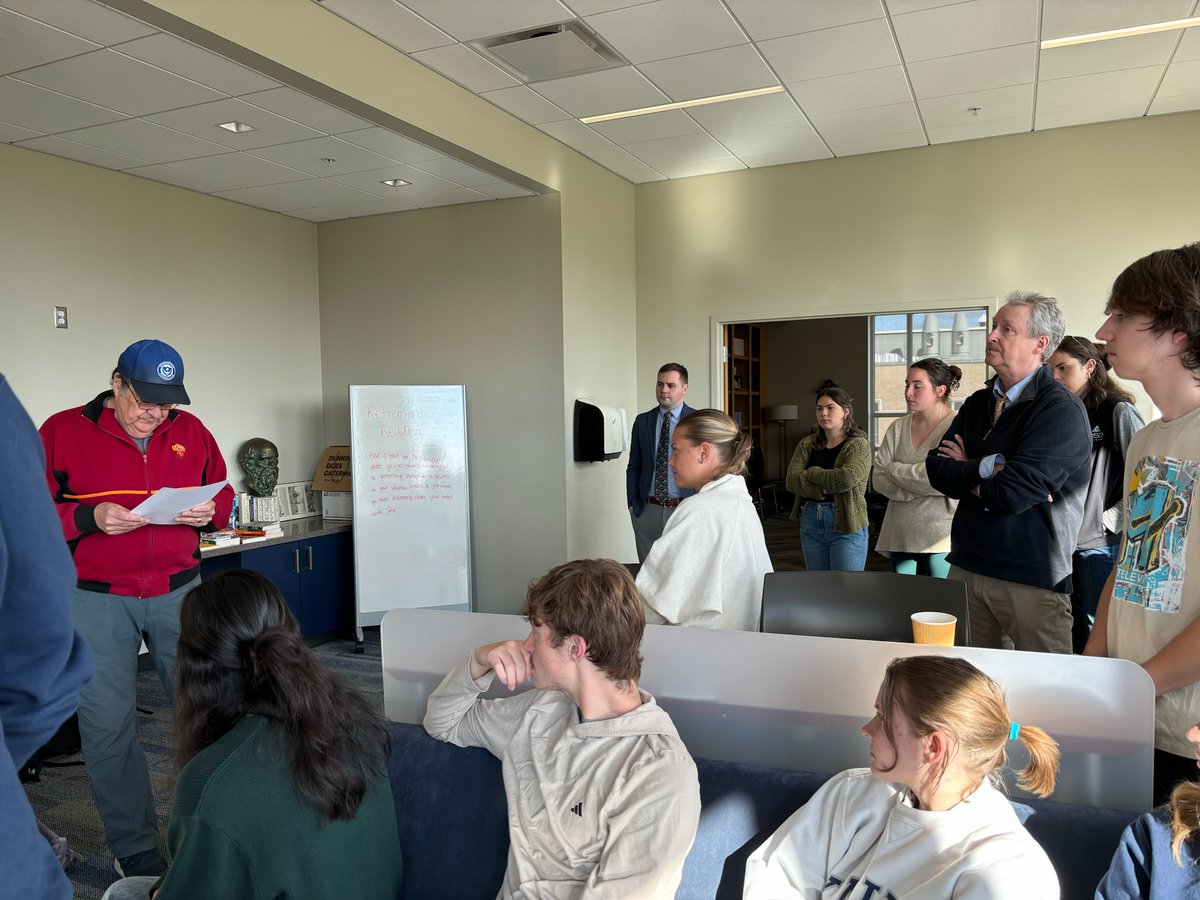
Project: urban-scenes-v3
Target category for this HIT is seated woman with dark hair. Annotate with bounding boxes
[744,656,1060,899]
[1097,721,1200,898]
[102,570,403,900]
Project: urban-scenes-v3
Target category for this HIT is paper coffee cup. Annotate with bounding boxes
[911,612,957,646]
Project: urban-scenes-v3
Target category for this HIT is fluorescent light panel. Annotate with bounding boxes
[579,85,785,124]
[1041,16,1200,49]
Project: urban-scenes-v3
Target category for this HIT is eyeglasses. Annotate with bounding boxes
[123,381,177,412]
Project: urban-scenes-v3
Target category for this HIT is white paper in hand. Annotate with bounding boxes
[130,482,228,525]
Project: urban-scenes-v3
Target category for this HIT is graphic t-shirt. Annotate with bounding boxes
[1108,405,1200,756]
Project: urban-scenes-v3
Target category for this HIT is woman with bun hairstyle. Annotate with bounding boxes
[1047,336,1144,651]
[102,569,403,900]
[637,409,773,631]
[874,358,962,578]
[745,656,1061,899]
[786,383,872,571]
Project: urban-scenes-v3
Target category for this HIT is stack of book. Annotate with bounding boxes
[237,493,282,526]
[235,520,284,545]
[200,528,240,549]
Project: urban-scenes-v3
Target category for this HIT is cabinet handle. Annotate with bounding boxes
[293,547,301,574]
[306,546,314,572]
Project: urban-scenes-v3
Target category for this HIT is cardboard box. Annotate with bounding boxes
[312,446,352,520]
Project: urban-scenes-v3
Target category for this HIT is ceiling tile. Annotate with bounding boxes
[410,156,497,185]
[210,188,305,212]
[536,118,612,150]
[758,19,900,82]
[640,43,776,102]
[712,118,826,156]
[239,86,373,135]
[892,0,1039,63]
[881,0,962,12]
[618,166,667,182]
[53,119,229,163]
[247,136,398,176]
[684,91,804,130]
[589,109,700,143]
[827,130,926,157]
[0,8,100,75]
[1036,66,1162,113]
[144,98,324,150]
[654,156,746,178]
[301,197,419,217]
[327,165,458,197]
[622,131,735,168]
[113,34,279,95]
[319,0,454,53]
[808,101,923,141]
[123,163,238,193]
[533,66,668,117]
[1035,100,1148,130]
[918,83,1034,129]
[335,127,445,163]
[14,49,223,117]
[563,0,656,14]
[1039,31,1178,80]
[246,178,380,207]
[481,86,571,124]
[164,152,312,188]
[737,145,833,167]
[0,77,123,132]
[1,0,155,44]
[14,134,148,169]
[1040,0,1194,42]
[927,114,1031,144]
[1177,27,1200,62]
[585,0,747,65]
[579,143,645,170]
[399,0,572,42]
[723,0,884,41]
[284,207,344,222]
[410,44,519,92]
[907,44,1036,100]
[788,66,912,116]
[0,119,41,141]
[1150,91,1200,115]
[416,187,491,207]
[475,181,536,198]
[1158,58,1200,97]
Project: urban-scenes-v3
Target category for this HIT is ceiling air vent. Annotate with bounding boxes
[473,21,626,83]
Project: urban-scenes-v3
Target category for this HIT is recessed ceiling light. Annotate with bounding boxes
[1041,16,1200,49]
[381,178,410,187]
[216,120,256,134]
[579,85,786,125]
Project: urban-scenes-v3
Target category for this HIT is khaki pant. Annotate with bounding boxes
[950,565,1073,654]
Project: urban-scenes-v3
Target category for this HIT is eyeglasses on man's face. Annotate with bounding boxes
[123,380,177,412]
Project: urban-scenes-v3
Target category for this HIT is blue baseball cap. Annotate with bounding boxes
[116,339,190,405]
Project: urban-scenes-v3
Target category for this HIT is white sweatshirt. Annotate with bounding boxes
[423,656,701,899]
[743,769,1059,900]
[637,472,773,631]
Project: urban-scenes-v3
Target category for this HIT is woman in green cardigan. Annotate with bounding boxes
[786,384,872,571]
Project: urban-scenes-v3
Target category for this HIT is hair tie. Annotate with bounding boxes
[1009,722,1020,741]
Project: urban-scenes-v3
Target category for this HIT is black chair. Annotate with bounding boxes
[759,570,970,646]
[744,446,767,519]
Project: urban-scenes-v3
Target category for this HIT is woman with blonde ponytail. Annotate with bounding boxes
[637,409,773,631]
[1098,721,1200,897]
[746,656,1061,898]
[102,570,404,900]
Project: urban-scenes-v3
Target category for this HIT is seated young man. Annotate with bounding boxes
[423,558,701,899]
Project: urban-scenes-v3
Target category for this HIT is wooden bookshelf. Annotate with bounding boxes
[723,323,764,452]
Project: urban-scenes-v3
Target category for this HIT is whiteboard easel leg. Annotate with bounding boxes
[355,626,364,654]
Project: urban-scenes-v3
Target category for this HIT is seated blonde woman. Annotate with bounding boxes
[636,409,773,631]
[744,656,1060,899]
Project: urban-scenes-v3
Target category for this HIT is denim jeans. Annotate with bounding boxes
[799,503,868,571]
[1074,544,1120,618]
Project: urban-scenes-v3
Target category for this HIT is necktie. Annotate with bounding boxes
[653,412,671,502]
[992,394,1006,423]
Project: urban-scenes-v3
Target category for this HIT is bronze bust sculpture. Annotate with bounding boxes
[237,437,279,497]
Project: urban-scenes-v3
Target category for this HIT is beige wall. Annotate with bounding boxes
[635,112,1200,423]
[317,195,567,612]
[762,318,869,479]
[0,143,324,486]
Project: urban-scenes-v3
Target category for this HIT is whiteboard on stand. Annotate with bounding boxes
[350,385,472,626]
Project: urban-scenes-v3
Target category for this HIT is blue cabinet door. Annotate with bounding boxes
[299,532,351,637]
[238,543,305,624]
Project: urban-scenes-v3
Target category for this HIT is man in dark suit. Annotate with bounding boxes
[626,363,695,563]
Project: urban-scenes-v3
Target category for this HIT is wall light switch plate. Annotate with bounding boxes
[54,306,68,328]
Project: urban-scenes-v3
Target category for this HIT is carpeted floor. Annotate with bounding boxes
[23,629,385,900]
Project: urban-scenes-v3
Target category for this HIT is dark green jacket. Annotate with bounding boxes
[786,434,872,534]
